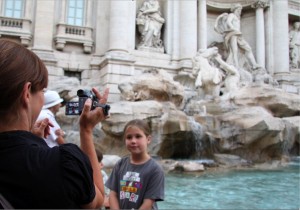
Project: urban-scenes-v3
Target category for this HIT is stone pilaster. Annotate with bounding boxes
[86,0,93,27]
[24,0,33,20]
[59,0,66,24]
[32,0,55,50]
[31,0,57,68]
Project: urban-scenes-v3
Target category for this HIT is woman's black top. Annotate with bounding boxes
[0,130,95,209]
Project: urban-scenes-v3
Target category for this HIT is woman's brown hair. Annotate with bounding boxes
[0,39,48,115]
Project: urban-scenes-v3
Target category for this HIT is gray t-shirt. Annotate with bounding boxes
[105,156,164,210]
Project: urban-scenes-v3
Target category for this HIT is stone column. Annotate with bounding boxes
[252,0,269,69]
[171,0,180,61]
[179,0,197,65]
[198,0,207,50]
[164,0,173,55]
[96,0,135,103]
[264,3,273,74]
[108,0,129,53]
[272,0,289,73]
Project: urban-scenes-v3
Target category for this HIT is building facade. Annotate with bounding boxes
[0,0,299,102]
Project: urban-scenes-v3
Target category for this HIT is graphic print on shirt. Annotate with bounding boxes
[120,171,142,203]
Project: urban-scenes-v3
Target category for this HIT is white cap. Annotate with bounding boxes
[43,90,63,109]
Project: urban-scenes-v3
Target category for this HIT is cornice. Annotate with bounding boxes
[288,0,300,18]
[289,0,300,8]
[288,0,300,11]
[207,0,256,10]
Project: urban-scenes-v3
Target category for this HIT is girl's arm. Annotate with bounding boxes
[109,190,120,210]
[139,199,155,210]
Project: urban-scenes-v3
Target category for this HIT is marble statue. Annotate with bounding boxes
[192,47,224,98]
[214,54,240,92]
[136,0,165,50]
[176,47,241,98]
[289,22,300,69]
[214,4,260,70]
[252,67,278,86]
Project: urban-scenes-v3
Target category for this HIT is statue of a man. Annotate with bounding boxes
[136,0,165,49]
[289,22,300,69]
[215,4,260,70]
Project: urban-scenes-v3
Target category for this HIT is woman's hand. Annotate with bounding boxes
[55,128,65,137]
[79,87,110,132]
[32,118,54,138]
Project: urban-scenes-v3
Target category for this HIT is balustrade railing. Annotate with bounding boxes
[55,23,93,53]
[65,26,86,36]
[0,16,32,46]
[1,18,23,28]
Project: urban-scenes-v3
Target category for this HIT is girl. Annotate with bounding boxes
[106,119,164,210]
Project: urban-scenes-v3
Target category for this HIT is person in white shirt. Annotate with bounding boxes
[37,90,65,147]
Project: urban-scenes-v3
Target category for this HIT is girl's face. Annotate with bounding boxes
[125,126,151,155]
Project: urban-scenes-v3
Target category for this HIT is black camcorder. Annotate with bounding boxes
[65,89,110,116]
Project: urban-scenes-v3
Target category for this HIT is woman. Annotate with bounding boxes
[0,39,109,209]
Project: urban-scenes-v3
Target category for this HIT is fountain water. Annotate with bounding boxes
[158,157,300,209]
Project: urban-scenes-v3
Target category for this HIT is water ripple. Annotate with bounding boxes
[158,162,300,209]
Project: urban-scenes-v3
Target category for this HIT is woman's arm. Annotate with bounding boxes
[55,128,65,145]
[31,118,53,138]
[79,87,109,209]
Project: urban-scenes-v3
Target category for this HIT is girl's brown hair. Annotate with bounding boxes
[123,119,151,139]
[0,39,48,116]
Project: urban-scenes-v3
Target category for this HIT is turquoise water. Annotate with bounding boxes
[158,158,300,209]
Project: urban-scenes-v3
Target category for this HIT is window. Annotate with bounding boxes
[67,0,85,26]
[64,70,82,81]
[4,0,23,18]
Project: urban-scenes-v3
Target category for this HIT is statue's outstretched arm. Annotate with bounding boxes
[215,54,238,75]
